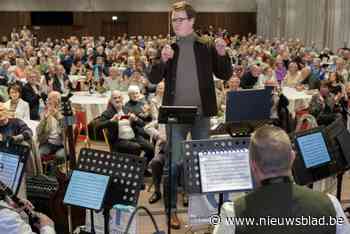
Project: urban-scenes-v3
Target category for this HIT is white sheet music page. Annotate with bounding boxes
[0,152,20,190]
[199,149,253,193]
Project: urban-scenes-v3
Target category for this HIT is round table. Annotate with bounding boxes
[70,91,129,123]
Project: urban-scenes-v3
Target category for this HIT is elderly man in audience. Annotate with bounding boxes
[4,83,30,120]
[122,56,136,79]
[51,64,73,94]
[14,58,26,81]
[0,103,32,144]
[98,90,154,166]
[214,125,350,234]
[309,80,342,126]
[311,58,326,81]
[37,91,65,165]
[93,56,109,81]
[0,61,12,101]
[21,69,45,120]
[240,65,262,89]
[0,61,13,85]
[104,66,129,91]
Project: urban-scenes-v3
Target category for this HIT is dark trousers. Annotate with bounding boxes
[112,135,154,164]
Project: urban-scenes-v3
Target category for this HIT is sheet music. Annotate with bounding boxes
[199,149,253,193]
[0,152,20,191]
[64,171,109,210]
[297,132,331,168]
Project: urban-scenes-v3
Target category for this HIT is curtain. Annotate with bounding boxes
[257,0,350,51]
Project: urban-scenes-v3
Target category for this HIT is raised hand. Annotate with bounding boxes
[161,45,174,63]
[215,38,227,56]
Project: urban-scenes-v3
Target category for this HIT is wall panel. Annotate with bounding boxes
[0,12,256,40]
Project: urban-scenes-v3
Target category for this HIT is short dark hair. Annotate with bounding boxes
[172,1,196,19]
[8,83,22,97]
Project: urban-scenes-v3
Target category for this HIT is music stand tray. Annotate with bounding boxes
[158,105,198,124]
[182,138,253,194]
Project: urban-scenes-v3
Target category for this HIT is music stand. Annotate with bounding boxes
[0,142,30,195]
[75,148,146,234]
[158,105,197,234]
[182,138,253,217]
[224,88,273,136]
[292,118,350,202]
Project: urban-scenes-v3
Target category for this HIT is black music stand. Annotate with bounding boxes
[292,118,350,201]
[224,88,273,136]
[75,148,146,234]
[158,105,197,234]
[0,141,30,195]
[182,138,253,217]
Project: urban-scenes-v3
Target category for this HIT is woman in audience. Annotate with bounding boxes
[328,72,346,96]
[4,83,30,120]
[257,66,278,88]
[275,58,287,85]
[283,62,303,87]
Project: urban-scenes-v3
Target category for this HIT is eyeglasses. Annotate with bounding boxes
[171,17,189,24]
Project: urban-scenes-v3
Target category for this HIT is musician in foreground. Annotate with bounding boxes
[0,182,55,234]
[214,125,350,234]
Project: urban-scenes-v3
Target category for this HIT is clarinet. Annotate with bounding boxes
[0,181,40,232]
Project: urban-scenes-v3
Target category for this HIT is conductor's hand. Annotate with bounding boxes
[161,45,174,63]
[215,38,227,56]
[34,212,54,229]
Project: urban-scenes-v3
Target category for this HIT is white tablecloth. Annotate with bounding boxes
[282,87,313,117]
[70,91,129,123]
[69,75,86,82]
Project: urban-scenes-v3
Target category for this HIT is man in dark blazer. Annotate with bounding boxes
[147,1,232,229]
